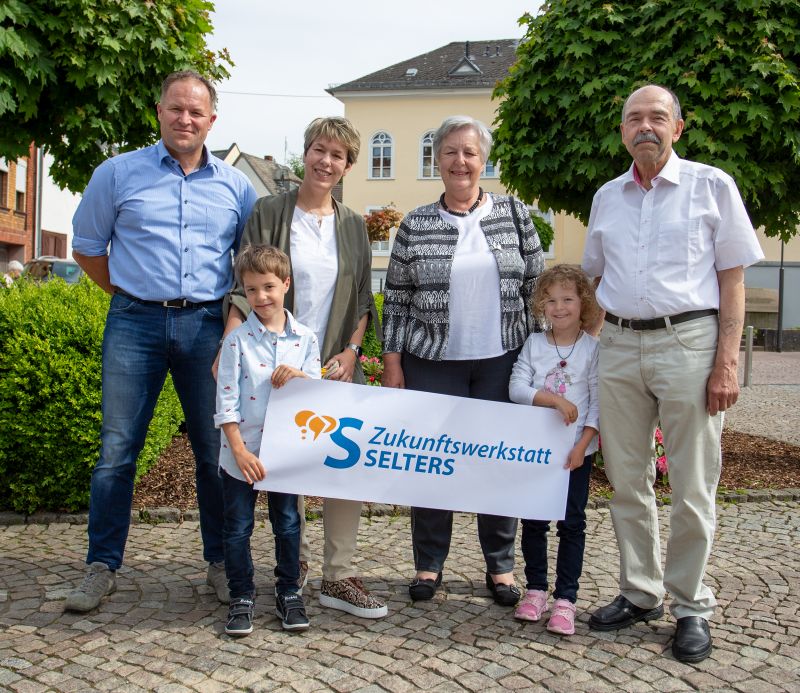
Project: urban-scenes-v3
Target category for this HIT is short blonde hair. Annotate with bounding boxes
[235,244,291,283]
[531,264,600,328]
[303,117,361,165]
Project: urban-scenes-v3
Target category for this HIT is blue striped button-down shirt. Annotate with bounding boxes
[72,141,257,302]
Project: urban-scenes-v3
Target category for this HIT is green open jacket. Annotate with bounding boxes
[224,189,381,385]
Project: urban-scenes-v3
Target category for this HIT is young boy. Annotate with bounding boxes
[214,244,321,635]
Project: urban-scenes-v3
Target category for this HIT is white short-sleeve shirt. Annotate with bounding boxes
[582,151,764,319]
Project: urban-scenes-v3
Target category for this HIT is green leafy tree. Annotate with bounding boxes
[0,0,231,192]
[287,152,305,179]
[493,1,800,242]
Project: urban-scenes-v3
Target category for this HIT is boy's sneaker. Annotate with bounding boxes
[276,592,310,631]
[547,598,577,635]
[319,577,387,619]
[225,597,254,636]
[64,562,116,612]
[206,562,230,604]
[514,589,548,622]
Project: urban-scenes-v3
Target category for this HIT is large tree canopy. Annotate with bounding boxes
[0,0,230,192]
[493,0,800,241]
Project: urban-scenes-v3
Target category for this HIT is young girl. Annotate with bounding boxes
[509,265,601,635]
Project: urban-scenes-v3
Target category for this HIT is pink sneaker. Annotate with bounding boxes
[547,598,576,635]
[514,589,548,622]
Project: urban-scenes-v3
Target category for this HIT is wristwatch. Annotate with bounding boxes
[346,343,362,358]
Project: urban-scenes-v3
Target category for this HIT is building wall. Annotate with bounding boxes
[0,145,37,268]
[40,153,81,256]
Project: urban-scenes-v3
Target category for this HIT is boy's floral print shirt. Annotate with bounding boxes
[214,309,321,483]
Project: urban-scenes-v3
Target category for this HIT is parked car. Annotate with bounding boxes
[23,257,83,284]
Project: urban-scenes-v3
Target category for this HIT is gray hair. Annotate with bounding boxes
[622,84,682,122]
[160,70,218,113]
[432,116,492,163]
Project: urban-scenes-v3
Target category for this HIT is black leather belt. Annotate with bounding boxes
[604,309,718,331]
[115,290,221,309]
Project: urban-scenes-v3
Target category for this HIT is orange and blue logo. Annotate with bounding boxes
[295,410,363,469]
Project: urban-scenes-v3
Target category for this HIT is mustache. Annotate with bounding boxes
[633,132,661,145]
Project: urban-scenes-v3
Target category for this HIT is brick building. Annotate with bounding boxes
[0,145,38,271]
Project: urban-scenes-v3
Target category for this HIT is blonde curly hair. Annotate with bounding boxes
[531,264,600,329]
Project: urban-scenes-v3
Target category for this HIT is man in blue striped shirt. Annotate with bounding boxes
[66,70,257,613]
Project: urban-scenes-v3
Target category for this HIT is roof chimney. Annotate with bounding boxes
[264,155,274,161]
[495,45,501,57]
[464,41,470,59]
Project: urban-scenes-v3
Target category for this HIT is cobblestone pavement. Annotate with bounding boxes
[1,502,799,692]
[731,351,800,446]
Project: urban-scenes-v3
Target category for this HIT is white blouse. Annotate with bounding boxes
[440,196,504,360]
[290,207,339,349]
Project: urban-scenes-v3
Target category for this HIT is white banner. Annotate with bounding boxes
[256,379,575,520]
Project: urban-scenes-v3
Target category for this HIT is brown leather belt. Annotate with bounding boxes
[604,309,718,331]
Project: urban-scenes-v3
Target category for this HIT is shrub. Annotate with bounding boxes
[0,277,184,513]
[362,292,383,359]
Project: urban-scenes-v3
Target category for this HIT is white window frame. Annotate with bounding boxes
[369,132,393,179]
[419,130,439,179]
[482,159,499,178]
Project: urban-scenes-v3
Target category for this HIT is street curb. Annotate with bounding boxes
[2,488,799,526]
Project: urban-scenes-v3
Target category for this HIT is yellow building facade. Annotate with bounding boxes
[329,40,586,289]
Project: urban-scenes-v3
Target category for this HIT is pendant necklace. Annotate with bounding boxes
[439,187,484,217]
[553,329,579,368]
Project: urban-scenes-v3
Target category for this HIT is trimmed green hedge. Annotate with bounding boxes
[363,293,383,359]
[0,278,184,513]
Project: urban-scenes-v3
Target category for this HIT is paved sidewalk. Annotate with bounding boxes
[1,502,799,692]
[1,350,797,692]
[729,350,800,445]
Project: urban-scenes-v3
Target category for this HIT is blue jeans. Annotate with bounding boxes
[403,349,521,574]
[520,454,593,602]
[221,471,301,598]
[87,293,225,570]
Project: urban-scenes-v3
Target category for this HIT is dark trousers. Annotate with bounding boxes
[520,454,592,602]
[221,471,301,598]
[403,349,520,574]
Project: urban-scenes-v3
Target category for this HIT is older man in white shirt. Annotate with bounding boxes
[582,84,763,663]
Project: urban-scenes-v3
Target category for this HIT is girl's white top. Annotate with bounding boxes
[509,330,600,454]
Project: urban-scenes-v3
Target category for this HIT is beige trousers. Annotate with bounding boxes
[298,496,362,582]
[598,315,722,620]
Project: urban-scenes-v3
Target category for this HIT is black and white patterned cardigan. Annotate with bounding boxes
[382,194,544,360]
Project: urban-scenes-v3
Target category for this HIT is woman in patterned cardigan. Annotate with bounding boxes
[382,115,545,605]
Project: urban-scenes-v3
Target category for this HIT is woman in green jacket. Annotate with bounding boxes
[222,117,386,618]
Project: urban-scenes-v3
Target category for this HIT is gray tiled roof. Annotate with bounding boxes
[237,153,302,195]
[328,39,519,94]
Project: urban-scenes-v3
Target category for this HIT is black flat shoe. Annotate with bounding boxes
[672,616,712,663]
[485,572,521,607]
[589,595,664,631]
[409,572,442,601]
